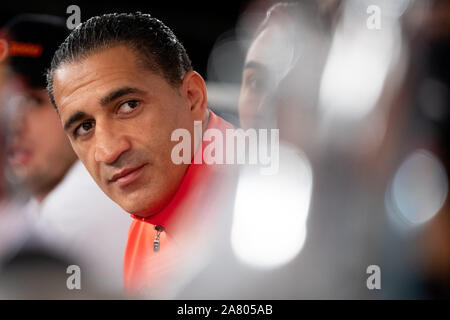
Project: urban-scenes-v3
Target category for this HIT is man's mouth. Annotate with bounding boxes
[7,147,32,167]
[109,163,148,187]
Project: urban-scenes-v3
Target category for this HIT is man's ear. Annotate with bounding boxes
[0,39,8,62]
[181,71,208,121]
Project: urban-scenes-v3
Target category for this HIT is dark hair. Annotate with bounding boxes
[46,12,192,109]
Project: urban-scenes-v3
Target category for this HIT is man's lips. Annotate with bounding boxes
[109,164,147,187]
[7,147,32,167]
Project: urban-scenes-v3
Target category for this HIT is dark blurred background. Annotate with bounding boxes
[1,0,251,80]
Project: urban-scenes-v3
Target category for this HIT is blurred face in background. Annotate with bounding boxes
[238,20,296,130]
[4,77,77,202]
[0,124,4,200]
[0,57,5,199]
[238,3,329,152]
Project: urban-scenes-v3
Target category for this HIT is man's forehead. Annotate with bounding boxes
[246,24,295,78]
[54,47,140,88]
[53,48,145,112]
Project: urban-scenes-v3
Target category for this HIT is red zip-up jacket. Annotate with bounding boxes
[124,110,238,296]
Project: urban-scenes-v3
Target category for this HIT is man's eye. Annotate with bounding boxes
[21,95,44,108]
[246,75,266,92]
[118,100,140,114]
[29,96,44,106]
[74,120,94,138]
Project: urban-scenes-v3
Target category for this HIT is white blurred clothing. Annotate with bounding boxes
[0,161,131,294]
[0,199,34,261]
[38,160,131,292]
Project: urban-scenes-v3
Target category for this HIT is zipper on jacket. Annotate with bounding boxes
[153,225,164,252]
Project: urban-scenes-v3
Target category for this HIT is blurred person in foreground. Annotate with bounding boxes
[175,1,345,299]
[0,14,130,296]
[229,0,449,299]
[47,12,239,298]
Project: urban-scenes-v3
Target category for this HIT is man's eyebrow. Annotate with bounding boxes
[64,111,88,132]
[243,61,269,73]
[99,87,144,106]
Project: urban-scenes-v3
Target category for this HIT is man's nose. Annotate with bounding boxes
[8,105,29,139]
[94,124,131,164]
